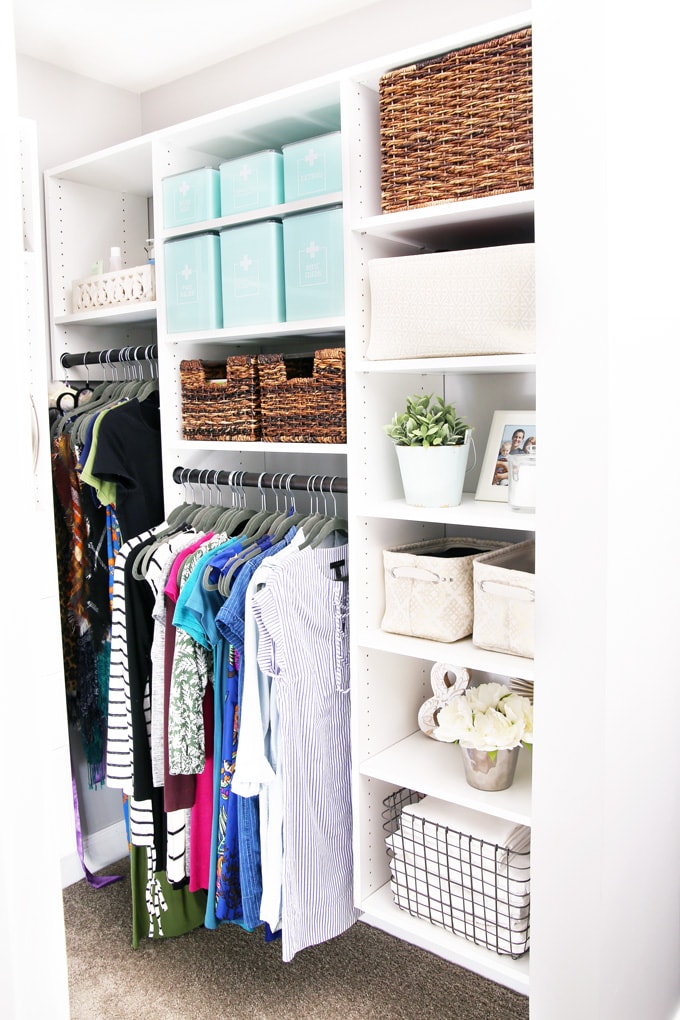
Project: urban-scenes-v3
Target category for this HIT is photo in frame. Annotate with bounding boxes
[475,410,536,502]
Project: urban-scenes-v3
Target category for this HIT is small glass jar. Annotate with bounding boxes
[508,452,536,512]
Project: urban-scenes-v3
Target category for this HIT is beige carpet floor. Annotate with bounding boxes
[62,856,530,1020]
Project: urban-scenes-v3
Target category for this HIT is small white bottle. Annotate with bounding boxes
[108,246,123,272]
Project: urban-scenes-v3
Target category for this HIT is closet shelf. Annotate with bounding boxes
[355,494,536,532]
[359,884,530,995]
[170,438,347,455]
[355,630,535,683]
[360,731,532,825]
[353,191,534,249]
[352,354,535,375]
[55,302,157,327]
[162,192,344,240]
[46,134,154,193]
[161,317,345,346]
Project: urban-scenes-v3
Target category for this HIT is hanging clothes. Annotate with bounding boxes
[90,392,164,541]
[169,533,248,929]
[50,373,165,789]
[107,522,208,944]
[51,422,112,786]
[214,528,300,932]
[99,473,354,958]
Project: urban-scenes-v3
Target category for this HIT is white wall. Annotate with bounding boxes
[531,0,680,1017]
[15,53,141,170]
[13,55,144,862]
[140,0,528,130]
[3,5,70,1014]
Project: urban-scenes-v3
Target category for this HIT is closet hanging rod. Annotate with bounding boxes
[60,344,158,369]
[172,466,347,494]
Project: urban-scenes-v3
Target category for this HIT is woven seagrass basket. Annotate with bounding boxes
[179,357,261,441]
[379,27,533,213]
[257,348,346,443]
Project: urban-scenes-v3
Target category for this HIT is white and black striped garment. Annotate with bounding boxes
[105,526,190,871]
[105,528,154,793]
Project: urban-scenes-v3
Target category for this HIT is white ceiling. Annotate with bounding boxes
[12,0,383,93]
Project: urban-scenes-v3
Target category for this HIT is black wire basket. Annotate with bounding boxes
[383,788,531,958]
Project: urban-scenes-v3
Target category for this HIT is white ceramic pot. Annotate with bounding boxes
[395,440,470,507]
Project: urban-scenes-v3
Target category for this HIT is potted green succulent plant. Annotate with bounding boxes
[383,393,473,507]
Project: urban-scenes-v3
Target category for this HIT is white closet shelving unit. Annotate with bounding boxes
[341,12,534,995]
[43,6,534,999]
[44,137,157,376]
[44,81,350,493]
[148,80,347,494]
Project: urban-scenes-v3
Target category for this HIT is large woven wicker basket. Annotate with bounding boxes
[257,348,346,443]
[179,357,261,441]
[379,27,533,213]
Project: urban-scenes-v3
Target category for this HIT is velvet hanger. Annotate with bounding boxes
[298,476,348,549]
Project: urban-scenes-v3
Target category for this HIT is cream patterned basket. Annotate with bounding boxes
[72,264,155,312]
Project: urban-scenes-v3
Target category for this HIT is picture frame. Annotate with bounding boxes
[475,410,536,502]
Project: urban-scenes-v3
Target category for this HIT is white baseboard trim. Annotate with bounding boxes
[60,819,128,889]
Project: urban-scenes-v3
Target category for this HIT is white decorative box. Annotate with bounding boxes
[365,243,535,360]
[72,264,156,312]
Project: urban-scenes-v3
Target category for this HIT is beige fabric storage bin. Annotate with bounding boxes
[472,539,535,658]
[382,537,509,643]
[365,243,535,360]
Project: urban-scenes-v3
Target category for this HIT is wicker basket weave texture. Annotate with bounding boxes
[179,357,261,442]
[257,348,346,444]
[379,27,533,213]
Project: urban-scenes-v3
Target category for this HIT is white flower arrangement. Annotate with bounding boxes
[435,681,533,756]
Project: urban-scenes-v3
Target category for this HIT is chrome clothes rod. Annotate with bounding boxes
[60,344,158,369]
[172,465,347,494]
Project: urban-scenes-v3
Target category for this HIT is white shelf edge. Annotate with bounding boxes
[359,731,532,825]
[162,317,344,345]
[351,354,535,375]
[355,493,536,532]
[54,301,157,327]
[44,133,158,194]
[359,884,530,995]
[167,439,347,455]
[353,191,534,240]
[355,630,535,682]
[162,192,343,240]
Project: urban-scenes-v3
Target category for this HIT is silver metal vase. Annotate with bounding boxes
[460,745,520,791]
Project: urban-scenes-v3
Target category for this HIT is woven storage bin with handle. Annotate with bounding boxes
[179,357,261,441]
[472,539,535,658]
[379,26,533,213]
[381,537,509,643]
[257,347,346,443]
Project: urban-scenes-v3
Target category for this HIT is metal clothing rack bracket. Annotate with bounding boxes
[172,465,347,494]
